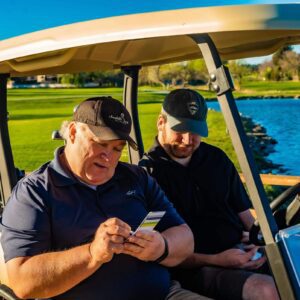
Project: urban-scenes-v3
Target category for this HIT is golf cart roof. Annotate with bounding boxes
[0,2,300,76]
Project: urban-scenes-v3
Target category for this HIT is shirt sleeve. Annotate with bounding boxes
[1,177,52,262]
[139,168,185,232]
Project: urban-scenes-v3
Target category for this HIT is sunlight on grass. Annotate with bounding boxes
[8,88,238,172]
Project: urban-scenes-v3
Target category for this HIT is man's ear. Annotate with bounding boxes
[157,115,166,132]
[68,122,77,143]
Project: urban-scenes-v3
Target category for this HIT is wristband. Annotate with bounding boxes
[154,236,169,263]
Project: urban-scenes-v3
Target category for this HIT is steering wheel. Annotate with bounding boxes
[249,183,300,246]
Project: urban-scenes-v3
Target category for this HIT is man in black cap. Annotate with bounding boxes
[140,89,279,300]
[1,97,207,300]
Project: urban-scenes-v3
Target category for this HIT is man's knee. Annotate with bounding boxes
[242,274,280,300]
[166,280,213,300]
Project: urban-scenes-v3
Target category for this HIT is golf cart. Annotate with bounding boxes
[0,1,299,299]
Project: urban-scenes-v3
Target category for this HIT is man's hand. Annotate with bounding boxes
[89,218,131,265]
[214,247,266,270]
[6,218,132,299]
[122,230,165,262]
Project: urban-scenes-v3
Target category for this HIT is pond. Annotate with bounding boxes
[207,98,300,176]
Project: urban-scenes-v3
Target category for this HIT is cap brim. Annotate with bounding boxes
[115,131,139,151]
[87,124,138,151]
[166,114,208,137]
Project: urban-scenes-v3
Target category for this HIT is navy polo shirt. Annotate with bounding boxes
[1,147,185,300]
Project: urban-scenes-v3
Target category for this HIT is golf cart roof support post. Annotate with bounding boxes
[189,33,278,242]
[265,242,300,300]
[190,34,297,299]
[0,74,17,206]
[122,65,143,164]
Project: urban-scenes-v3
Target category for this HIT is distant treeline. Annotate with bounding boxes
[11,46,300,89]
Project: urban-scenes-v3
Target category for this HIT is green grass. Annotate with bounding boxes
[234,81,300,97]
[241,81,300,91]
[7,88,238,172]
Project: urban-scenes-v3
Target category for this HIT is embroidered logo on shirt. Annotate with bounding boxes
[126,190,136,196]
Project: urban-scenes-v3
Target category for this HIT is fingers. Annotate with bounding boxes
[242,255,267,269]
[104,217,131,230]
[91,219,167,264]
[109,234,126,244]
[99,217,132,247]
[239,246,260,264]
[246,246,260,258]
[241,247,266,269]
[124,230,155,250]
[92,220,166,263]
[107,241,125,254]
[123,242,143,254]
[127,230,156,245]
[122,231,165,261]
[90,218,131,264]
[101,217,131,238]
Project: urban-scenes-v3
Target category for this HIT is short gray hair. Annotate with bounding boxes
[60,121,94,142]
[59,121,70,140]
[159,109,168,122]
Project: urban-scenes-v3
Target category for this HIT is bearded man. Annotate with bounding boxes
[140,89,279,300]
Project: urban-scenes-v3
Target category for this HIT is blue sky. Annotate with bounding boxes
[0,0,297,40]
[245,56,272,65]
[0,0,298,64]
[245,45,300,65]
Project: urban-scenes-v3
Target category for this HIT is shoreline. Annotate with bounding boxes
[240,115,284,174]
[208,107,282,174]
[235,95,300,100]
[206,95,300,101]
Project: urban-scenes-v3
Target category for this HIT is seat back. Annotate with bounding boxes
[286,194,300,226]
[276,224,300,298]
[0,233,9,286]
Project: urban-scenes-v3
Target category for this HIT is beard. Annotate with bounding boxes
[168,143,195,158]
[161,129,196,159]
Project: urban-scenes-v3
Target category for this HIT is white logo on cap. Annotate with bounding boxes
[109,113,129,125]
[187,101,199,115]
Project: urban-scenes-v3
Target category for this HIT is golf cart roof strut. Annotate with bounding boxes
[190,33,297,300]
[0,74,17,207]
[122,65,143,163]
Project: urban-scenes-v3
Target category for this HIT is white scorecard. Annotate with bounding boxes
[132,211,166,234]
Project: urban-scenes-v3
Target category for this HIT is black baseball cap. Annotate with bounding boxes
[162,89,208,137]
[73,97,138,150]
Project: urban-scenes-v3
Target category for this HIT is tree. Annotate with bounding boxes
[139,66,165,88]
[259,61,274,81]
[272,45,293,65]
[139,59,209,88]
[258,46,300,81]
[270,46,295,81]
[227,60,251,90]
[58,70,124,87]
[186,59,209,85]
[278,50,300,80]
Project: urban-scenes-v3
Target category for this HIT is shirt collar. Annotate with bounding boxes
[148,137,205,167]
[150,137,171,158]
[49,146,78,187]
